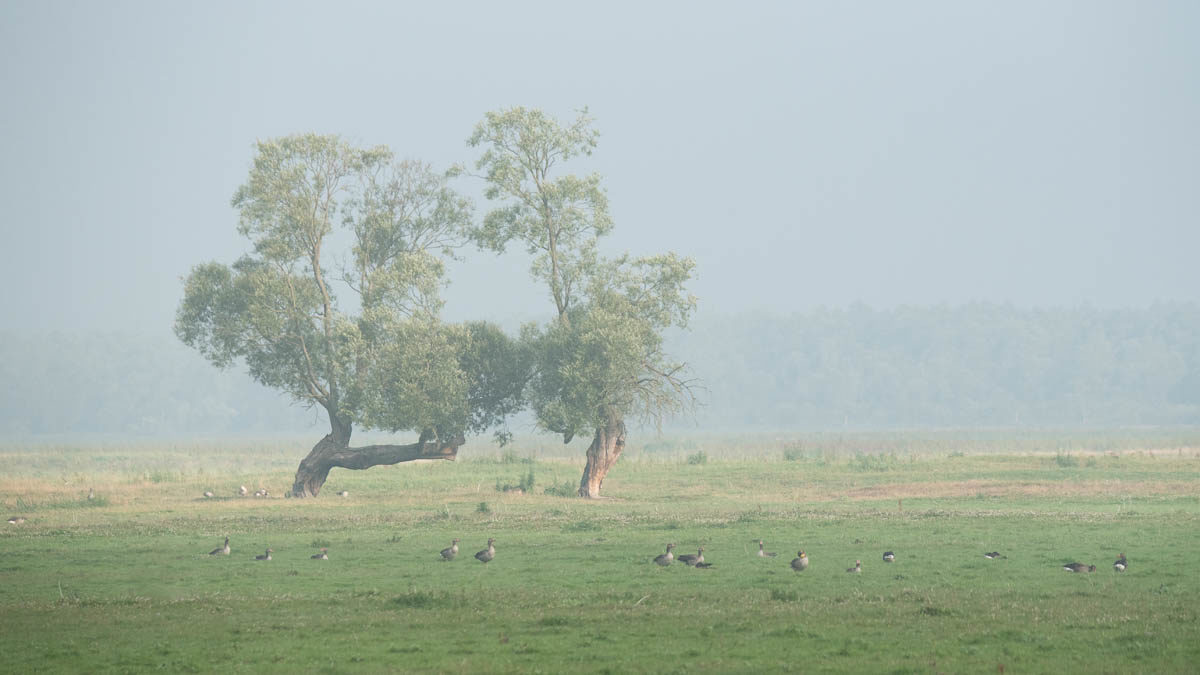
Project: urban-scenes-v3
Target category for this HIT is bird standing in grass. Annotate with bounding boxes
[6,516,26,525]
[209,536,230,556]
[1062,562,1095,573]
[984,551,1005,559]
[1113,553,1127,572]
[238,485,248,496]
[654,543,676,566]
[791,550,809,572]
[475,538,495,563]
[203,491,214,498]
[255,548,273,561]
[440,539,460,561]
[847,560,862,573]
[758,540,777,557]
[311,548,328,560]
[678,547,705,566]
[883,551,895,563]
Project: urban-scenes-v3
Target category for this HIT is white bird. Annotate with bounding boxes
[238,486,248,497]
[203,491,214,498]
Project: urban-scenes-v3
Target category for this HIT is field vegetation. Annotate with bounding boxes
[2,432,1199,672]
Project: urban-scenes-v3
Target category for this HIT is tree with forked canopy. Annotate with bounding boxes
[176,134,527,497]
[466,107,698,497]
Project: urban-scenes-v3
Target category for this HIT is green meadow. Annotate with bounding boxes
[2,433,1199,673]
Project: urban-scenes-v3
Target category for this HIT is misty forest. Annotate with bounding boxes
[4,303,1199,437]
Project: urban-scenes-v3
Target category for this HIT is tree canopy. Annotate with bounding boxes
[176,134,525,495]
[467,107,697,495]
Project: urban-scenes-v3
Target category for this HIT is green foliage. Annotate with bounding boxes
[543,480,577,497]
[475,501,491,513]
[686,451,708,465]
[468,108,697,445]
[495,467,536,493]
[1054,452,1080,468]
[852,452,898,472]
[175,133,525,444]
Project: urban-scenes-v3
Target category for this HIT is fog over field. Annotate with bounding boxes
[1,1,1197,436]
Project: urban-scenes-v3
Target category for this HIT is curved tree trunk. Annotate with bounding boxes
[578,414,626,498]
[291,420,464,497]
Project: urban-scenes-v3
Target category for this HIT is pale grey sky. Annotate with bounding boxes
[2,0,1197,333]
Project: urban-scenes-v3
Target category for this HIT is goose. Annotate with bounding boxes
[209,536,231,556]
[203,491,215,498]
[238,485,248,496]
[311,548,328,560]
[847,560,862,573]
[677,547,705,566]
[440,538,460,561]
[254,489,269,498]
[791,550,809,572]
[883,551,895,563]
[1062,562,1095,573]
[1113,553,1127,572]
[7,516,26,525]
[475,538,495,563]
[757,540,777,558]
[654,543,676,566]
[694,561,715,569]
[255,548,273,561]
[337,491,349,497]
[87,487,94,501]
[984,552,1005,559]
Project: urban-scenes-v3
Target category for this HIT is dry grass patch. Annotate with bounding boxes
[841,479,1200,501]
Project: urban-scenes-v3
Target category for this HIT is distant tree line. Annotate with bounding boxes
[3,304,1197,438]
[670,303,1200,430]
[0,330,320,436]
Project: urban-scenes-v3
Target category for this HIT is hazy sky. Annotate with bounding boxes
[2,0,1197,334]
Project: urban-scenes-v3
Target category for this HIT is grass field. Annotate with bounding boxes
[2,432,1199,673]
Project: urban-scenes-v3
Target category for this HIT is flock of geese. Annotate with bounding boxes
[7,487,1133,574]
[204,536,498,563]
[199,532,1129,576]
[652,540,1128,575]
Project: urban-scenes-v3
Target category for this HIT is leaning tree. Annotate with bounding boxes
[176,134,526,497]
[466,107,697,497]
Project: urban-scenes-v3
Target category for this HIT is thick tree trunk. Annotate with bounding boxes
[291,420,463,498]
[578,414,626,498]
